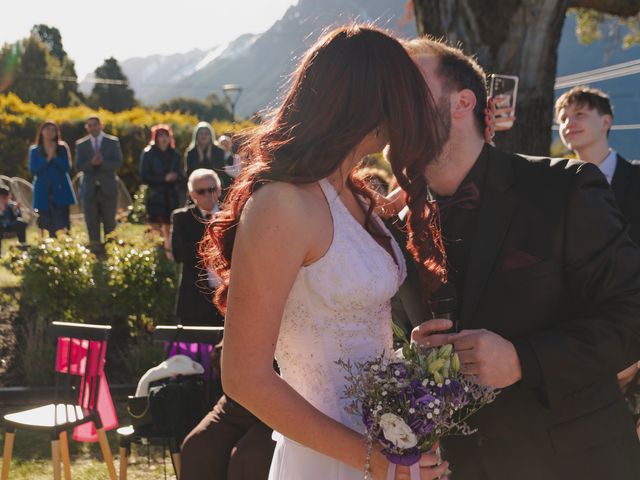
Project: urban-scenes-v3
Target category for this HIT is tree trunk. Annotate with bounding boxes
[413,0,570,155]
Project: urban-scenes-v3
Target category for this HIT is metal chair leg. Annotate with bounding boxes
[59,431,72,480]
[96,428,117,480]
[1,431,15,480]
[51,439,62,480]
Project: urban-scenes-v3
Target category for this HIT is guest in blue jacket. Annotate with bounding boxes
[29,120,76,237]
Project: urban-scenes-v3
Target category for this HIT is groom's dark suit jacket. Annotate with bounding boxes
[391,145,640,480]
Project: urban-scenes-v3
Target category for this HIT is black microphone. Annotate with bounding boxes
[427,282,459,333]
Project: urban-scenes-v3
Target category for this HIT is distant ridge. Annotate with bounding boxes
[82,0,415,117]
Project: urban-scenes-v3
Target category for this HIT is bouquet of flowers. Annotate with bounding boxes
[337,324,498,478]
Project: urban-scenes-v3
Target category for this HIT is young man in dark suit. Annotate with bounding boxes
[555,86,640,244]
[75,116,123,248]
[556,86,640,429]
[171,168,224,327]
[394,38,640,480]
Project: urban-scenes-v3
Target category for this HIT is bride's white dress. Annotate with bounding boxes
[268,178,407,479]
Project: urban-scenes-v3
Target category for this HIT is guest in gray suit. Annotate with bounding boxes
[75,115,123,248]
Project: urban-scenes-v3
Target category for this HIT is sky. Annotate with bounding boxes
[1,0,299,78]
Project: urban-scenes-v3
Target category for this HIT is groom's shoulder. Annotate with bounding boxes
[496,148,605,187]
[511,151,584,175]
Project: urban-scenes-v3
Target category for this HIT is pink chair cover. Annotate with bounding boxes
[55,337,118,442]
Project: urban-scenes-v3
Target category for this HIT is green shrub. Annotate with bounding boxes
[20,315,56,386]
[106,236,176,337]
[115,336,165,384]
[2,226,177,336]
[128,184,148,224]
[5,234,97,321]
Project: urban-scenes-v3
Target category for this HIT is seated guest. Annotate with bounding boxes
[180,341,275,480]
[0,184,27,244]
[171,168,224,327]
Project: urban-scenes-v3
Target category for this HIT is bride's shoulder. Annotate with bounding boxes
[242,181,327,229]
[248,181,318,209]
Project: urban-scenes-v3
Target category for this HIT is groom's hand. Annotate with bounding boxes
[449,329,522,389]
[411,319,454,347]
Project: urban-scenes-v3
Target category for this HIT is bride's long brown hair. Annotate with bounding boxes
[201,24,447,313]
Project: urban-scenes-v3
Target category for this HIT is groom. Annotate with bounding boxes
[392,37,640,479]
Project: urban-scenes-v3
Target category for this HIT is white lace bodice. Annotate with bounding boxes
[274,178,407,432]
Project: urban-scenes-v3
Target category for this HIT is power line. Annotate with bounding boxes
[554,58,640,89]
[556,58,640,82]
[13,56,640,99]
[552,123,640,130]
[18,73,130,86]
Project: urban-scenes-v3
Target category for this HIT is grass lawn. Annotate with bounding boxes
[0,408,177,479]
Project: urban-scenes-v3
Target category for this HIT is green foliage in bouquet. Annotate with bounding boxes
[392,323,461,385]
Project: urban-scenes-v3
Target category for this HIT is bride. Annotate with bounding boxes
[203,24,448,480]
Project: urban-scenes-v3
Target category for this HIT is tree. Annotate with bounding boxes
[9,36,50,105]
[158,93,233,122]
[31,24,81,105]
[0,25,80,107]
[31,24,66,62]
[89,57,136,112]
[412,1,640,155]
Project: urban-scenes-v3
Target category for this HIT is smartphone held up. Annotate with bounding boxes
[489,74,518,129]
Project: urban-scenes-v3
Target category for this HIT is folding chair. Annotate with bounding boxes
[1,321,117,480]
[117,324,223,480]
[9,177,37,224]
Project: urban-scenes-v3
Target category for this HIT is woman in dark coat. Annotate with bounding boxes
[184,122,234,198]
[29,120,76,237]
[140,124,183,254]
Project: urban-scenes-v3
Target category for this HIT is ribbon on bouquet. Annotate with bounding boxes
[386,462,420,480]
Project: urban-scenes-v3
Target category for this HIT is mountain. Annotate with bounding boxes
[97,0,415,116]
[119,34,261,106]
[80,48,208,96]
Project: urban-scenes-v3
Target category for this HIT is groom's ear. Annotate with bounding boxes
[451,89,477,121]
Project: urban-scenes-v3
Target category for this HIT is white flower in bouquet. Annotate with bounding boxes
[379,413,418,449]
